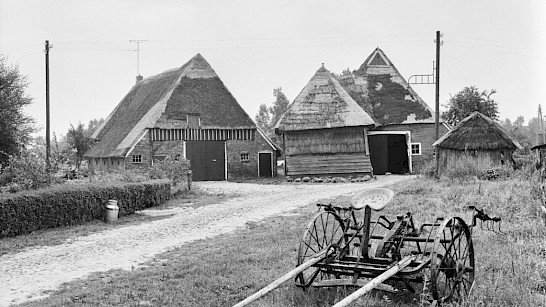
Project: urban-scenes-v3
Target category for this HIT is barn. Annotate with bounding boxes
[275,64,376,177]
[85,54,279,180]
[433,111,522,175]
[337,47,450,174]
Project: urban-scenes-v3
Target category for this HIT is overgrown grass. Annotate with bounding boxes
[15,177,546,307]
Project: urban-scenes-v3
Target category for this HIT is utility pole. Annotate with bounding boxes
[45,40,52,171]
[434,31,442,141]
[434,31,442,176]
[537,105,546,145]
[408,31,442,175]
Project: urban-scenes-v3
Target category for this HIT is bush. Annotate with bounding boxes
[149,157,191,186]
[0,151,62,191]
[0,179,171,238]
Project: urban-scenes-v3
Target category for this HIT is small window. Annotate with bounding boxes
[174,154,182,161]
[411,143,421,156]
[132,155,143,163]
[240,152,249,163]
[187,114,200,129]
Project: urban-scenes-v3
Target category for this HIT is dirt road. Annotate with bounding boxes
[0,175,412,306]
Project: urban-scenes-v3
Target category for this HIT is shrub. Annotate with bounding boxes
[149,157,192,186]
[0,179,171,238]
[0,151,62,191]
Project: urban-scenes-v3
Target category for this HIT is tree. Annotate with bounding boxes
[254,87,290,137]
[66,122,94,169]
[442,86,499,126]
[501,116,532,153]
[86,118,104,136]
[0,55,35,166]
[270,87,290,129]
[255,103,272,135]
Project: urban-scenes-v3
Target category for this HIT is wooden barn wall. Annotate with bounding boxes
[437,148,513,176]
[286,153,372,176]
[284,127,366,156]
[283,127,372,176]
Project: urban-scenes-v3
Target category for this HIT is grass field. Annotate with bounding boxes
[15,176,546,307]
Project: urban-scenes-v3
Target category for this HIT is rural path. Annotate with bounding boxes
[0,175,412,306]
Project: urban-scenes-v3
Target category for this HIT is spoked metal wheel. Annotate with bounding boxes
[294,210,346,288]
[429,216,475,303]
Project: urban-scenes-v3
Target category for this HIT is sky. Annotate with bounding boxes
[1,0,545,137]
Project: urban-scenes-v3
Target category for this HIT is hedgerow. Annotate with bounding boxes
[0,179,171,238]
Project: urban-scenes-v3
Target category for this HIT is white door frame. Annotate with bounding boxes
[367,131,412,174]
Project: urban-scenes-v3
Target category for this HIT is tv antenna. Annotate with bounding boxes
[129,40,147,76]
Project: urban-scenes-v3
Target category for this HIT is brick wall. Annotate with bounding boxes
[125,132,152,171]
[372,123,449,173]
[93,129,277,180]
[227,132,277,179]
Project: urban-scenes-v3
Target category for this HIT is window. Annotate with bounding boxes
[132,155,143,163]
[187,114,200,129]
[174,154,182,161]
[240,152,249,163]
[411,143,421,156]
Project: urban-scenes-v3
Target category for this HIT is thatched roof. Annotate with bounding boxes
[337,47,436,126]
[275,65,376,132]
[86,53,255,158]
[433,112,523,150]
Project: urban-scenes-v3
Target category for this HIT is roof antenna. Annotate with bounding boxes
[129,40,147,83]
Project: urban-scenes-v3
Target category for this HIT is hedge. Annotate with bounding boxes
[0,179,171,238]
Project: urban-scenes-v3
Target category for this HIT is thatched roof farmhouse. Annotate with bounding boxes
[85,53,278,180]
[275,64,376,177]
[433,111,522,175]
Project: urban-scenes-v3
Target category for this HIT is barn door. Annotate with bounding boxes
[186,141,225,181]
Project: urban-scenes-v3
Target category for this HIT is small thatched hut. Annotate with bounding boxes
[275,64,376,177]
[433,112,522,175]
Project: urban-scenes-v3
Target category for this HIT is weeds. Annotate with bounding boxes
[15,177,546,307]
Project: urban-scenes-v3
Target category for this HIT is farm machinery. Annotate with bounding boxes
[234,187,503,307]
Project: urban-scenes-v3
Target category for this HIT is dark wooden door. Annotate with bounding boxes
[186,141,225,181]
[368,134,388,175]
[259,152,272,177]
[387,134,409,174]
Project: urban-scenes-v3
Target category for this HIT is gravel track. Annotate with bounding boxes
[0,175,411,306]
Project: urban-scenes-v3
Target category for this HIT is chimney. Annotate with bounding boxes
[135,75,143,84]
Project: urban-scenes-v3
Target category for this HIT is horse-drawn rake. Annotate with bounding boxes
[234,188,501,307]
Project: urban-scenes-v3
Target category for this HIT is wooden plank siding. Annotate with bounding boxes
[283,127,372,176]
[286,153,372,176]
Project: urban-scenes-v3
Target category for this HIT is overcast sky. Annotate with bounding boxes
[1,0,545,136]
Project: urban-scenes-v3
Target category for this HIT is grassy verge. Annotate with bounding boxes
[16,177,546,307]
[0,187,231,256]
